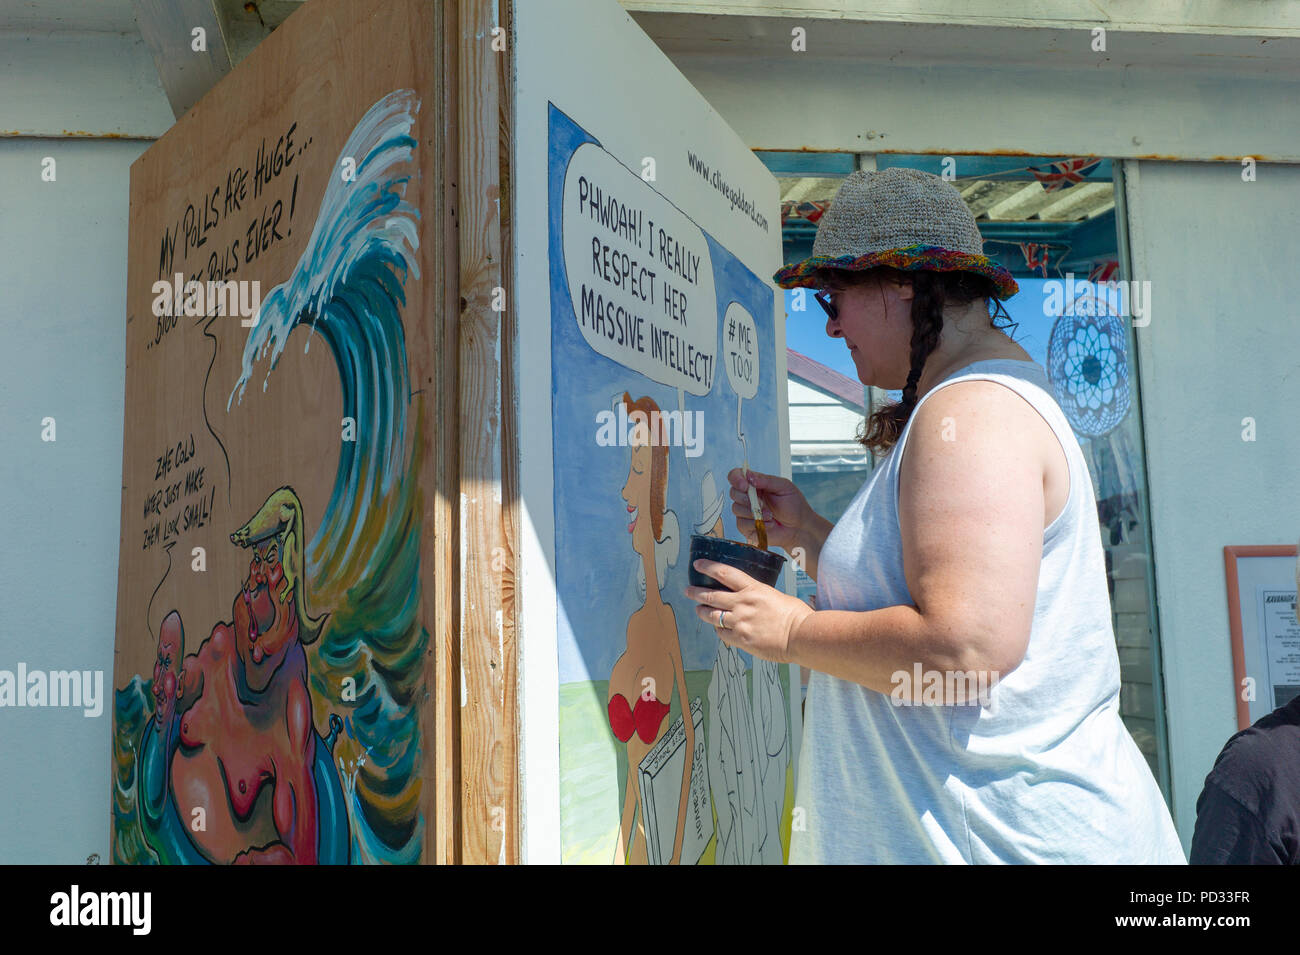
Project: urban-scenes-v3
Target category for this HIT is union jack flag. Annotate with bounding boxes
[781,199,830,225]
[1088,260,1119,283]
[1028,158,1102,192]
[1020,242,1051,277]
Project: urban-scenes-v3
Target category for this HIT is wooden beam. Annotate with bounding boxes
[496,0,522,869]
[131,0,234,119]
[621,0,1300,38]
[452,0,519,865]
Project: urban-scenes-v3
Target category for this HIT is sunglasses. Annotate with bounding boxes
[814,290,838,321]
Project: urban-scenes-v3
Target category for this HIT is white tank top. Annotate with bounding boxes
[789,359,1186,864]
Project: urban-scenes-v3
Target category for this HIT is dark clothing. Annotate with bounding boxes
[1190,694,1300,864]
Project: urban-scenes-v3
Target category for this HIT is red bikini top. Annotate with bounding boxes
[608,692,670,744]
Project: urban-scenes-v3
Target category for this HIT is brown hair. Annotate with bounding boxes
[811,266,1019,456]
[621,391,669,539]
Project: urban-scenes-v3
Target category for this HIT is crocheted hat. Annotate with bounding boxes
[773,167,1019,300]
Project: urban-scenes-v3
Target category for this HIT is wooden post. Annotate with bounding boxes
[445,0,520,865]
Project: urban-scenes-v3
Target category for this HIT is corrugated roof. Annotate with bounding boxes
[787,348,866,411]
[777,174,1114,224]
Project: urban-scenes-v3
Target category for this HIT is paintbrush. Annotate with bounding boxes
[744,463,768,551]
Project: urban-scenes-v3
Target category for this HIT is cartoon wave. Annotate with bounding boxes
[225,87,427,863]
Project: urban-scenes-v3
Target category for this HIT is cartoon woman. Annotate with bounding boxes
[608,391,693,864]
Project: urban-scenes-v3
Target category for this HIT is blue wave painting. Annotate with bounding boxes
[114,88,428,864]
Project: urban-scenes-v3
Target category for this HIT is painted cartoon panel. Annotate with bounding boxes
[111,0,438,864]
[548,103,797,863]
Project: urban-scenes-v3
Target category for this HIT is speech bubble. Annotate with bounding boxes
[722,301,758,400]
[563,143,717,395]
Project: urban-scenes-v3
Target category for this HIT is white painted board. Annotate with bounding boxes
[512,0,797,864]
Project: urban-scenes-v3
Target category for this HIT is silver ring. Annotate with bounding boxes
[718,610,728,630]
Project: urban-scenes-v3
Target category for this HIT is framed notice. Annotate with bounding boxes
[1224,544,1300,730]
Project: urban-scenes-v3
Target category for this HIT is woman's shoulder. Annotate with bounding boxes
[919,352,1062,431]
[901,377,1063,494]
[912,373,1051,434]
[905,371,1073,535]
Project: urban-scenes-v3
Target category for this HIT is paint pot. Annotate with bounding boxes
[688,534,786,590]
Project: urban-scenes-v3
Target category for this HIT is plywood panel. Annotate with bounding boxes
[111,0,445,864]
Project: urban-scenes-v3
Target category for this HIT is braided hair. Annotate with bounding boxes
[812,266,1018,456]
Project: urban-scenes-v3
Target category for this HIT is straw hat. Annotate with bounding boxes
[773,167,1019,300]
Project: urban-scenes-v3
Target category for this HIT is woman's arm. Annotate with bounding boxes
[789,382,1045,700]
[792,511,835,581]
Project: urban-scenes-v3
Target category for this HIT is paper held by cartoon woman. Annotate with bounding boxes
[636,697,712,865]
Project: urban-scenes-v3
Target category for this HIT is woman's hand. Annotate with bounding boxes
[685,559,814,664]
[727,468,834,579]
[727,468,809,552]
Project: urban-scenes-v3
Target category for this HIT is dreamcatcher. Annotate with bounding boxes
[1046,293,1130,437]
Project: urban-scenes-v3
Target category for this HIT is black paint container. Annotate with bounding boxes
[688,534,787,590]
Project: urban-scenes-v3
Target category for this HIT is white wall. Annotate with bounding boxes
[0,28,161,862]
[0,135,151,862]
[1124,159,1300,843]
[0,30,170,137]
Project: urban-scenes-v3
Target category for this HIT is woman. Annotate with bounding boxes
[609,392,693,864]
[685,167,1184,863]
